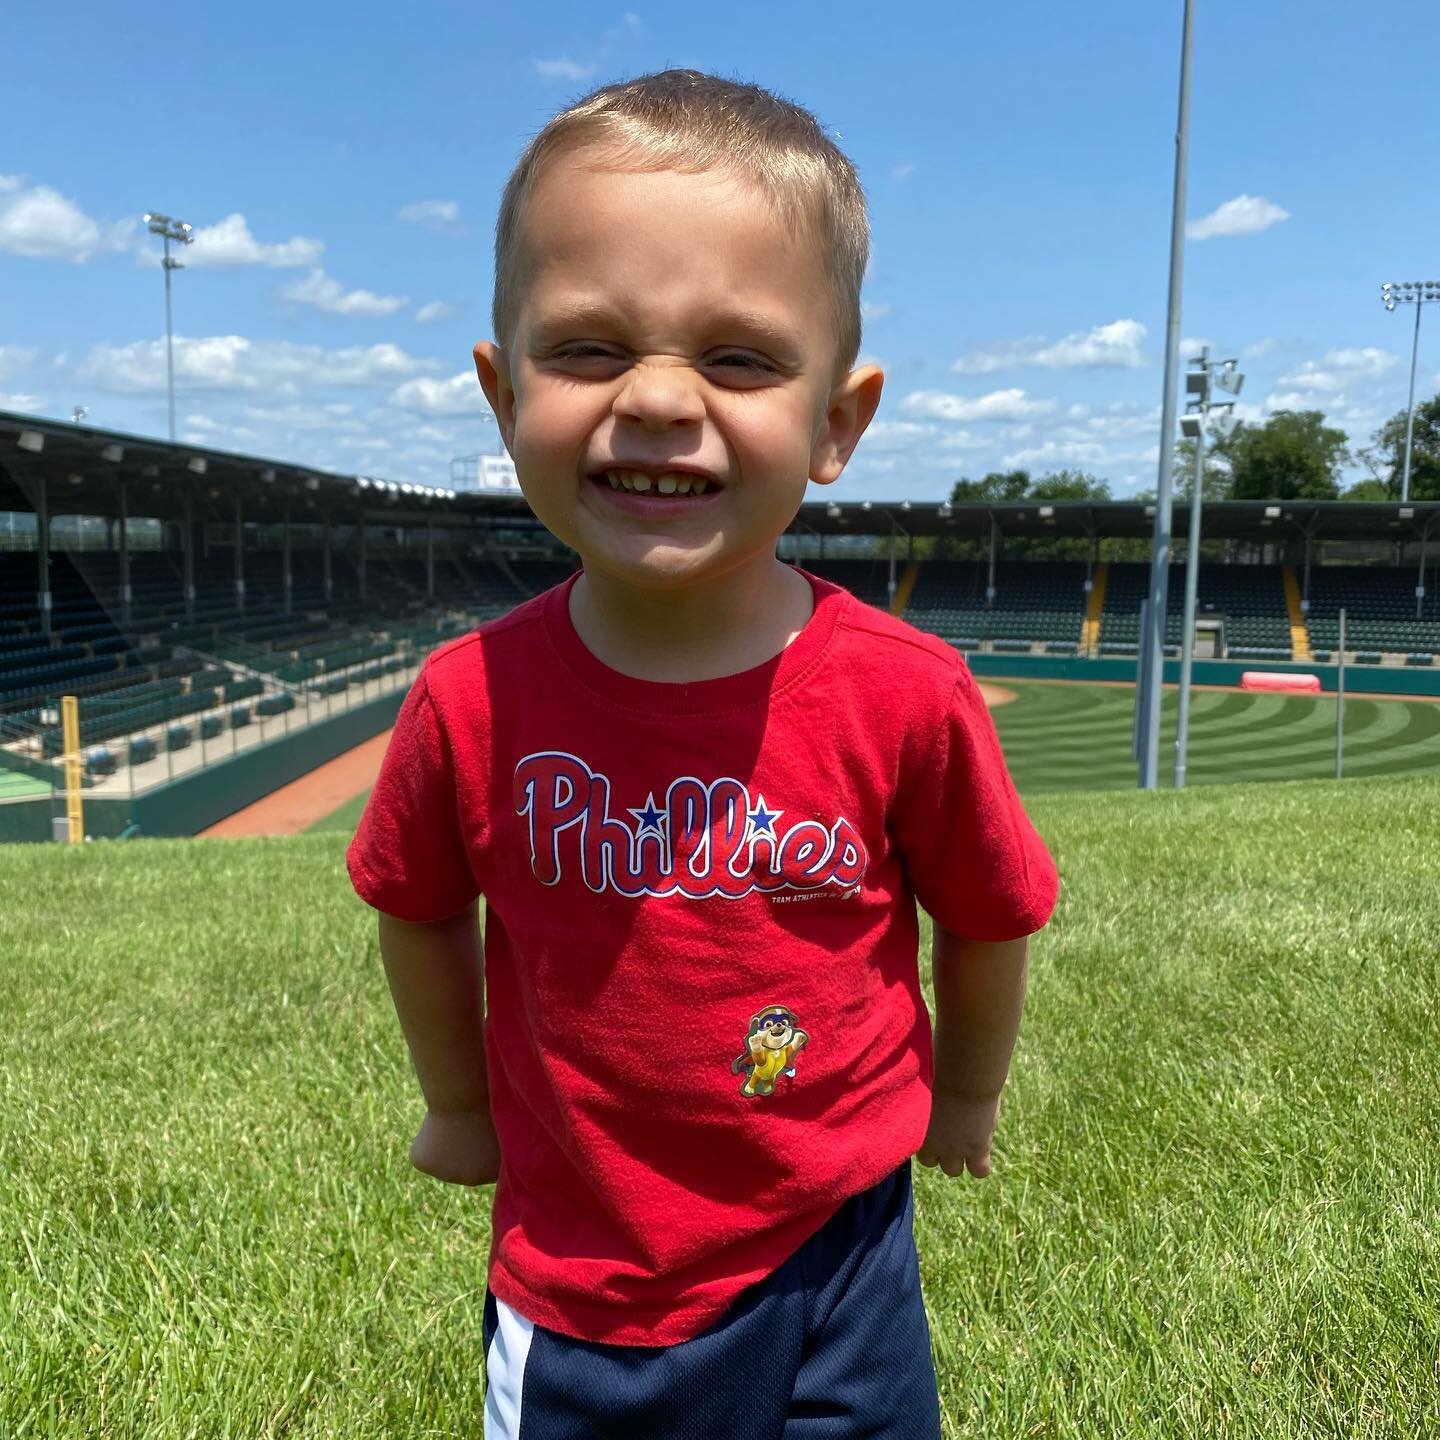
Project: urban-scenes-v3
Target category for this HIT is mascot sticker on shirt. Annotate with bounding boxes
[731,1006,809,1098]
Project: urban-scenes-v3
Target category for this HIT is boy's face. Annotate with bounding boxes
[474,153,882,593]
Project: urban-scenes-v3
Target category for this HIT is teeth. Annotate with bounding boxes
[603,469,715,494]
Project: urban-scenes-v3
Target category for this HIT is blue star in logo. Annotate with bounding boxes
[746,794,782,838]
[627,793,666,835]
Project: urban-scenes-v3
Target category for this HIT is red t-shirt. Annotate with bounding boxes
[346,568,1057,1346]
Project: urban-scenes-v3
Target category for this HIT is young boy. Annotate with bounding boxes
[346,69,1058,1438]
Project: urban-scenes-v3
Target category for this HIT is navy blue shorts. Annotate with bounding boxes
[481,1160,941,1438]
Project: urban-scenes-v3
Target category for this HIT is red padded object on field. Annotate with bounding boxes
[1240,671,1322,693]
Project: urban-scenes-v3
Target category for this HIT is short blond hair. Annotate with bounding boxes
[492,69,869,370]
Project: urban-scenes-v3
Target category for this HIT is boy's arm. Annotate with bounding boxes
[917,926,1030,1181]
[378,900,500,1186]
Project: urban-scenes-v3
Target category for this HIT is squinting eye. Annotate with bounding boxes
[553,344,622,361]
[710,352,773,372]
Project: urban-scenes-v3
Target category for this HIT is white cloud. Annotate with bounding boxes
[0,390,44,411]
[243,401,365,432]
[1276,347,1396,396]
[952,319,1147,373]
[0,180,134,262]
[1186,194,1289,241]
[1003,439,1109,468]
[185,213,324,268]
[76,335,436,397]
[533,56,594,81]
[891,163,917,183]
[859,420,937,451]
[1244,337,1280,358]
[900,387,1056,422]
[397,199,462,233]
[390,371,486,416]
[861,300,892,323]
[415,300,462,325]
[281,268,409,317]
[1180,336,1213,358]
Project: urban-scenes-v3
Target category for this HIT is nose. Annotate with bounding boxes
[613,359,705,432]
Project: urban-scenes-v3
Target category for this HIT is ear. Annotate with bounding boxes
[473,341,517,453]
[809,363,884,486]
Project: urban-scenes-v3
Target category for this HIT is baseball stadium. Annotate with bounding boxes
[3,401,1437,1435]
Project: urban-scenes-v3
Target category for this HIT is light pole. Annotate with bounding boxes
[1173,348,1242,788]
[1381,280,1440,504]
[1137,0,1196,791]
[144,212,194,442]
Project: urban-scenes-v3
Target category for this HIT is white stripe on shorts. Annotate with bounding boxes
[484,1296,536,1439]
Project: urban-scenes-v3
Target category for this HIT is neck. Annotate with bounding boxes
[569,555,813,683]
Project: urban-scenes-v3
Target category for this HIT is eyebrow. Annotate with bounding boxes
[531,300,803,355]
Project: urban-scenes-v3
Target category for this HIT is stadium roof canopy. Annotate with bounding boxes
[3,409,1437,543]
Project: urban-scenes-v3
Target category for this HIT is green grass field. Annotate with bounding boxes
[4,775,1437,1437]
[305,680,1440,835]
[989,680,1440,793]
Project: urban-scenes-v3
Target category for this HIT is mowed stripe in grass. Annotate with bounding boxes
[991,682,1440,792]
[3,776,1438,1436]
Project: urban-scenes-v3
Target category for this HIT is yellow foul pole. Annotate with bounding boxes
[61,694,84,843]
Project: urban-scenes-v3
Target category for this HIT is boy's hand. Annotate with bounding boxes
[916,1087,1001,1179]
[409,1108,501,1187]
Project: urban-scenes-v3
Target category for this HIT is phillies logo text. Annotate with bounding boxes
[514,751,869,900]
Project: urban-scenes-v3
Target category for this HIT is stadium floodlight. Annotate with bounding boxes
[1214,362,1244,396]
[1179,414,1202,439]
[1210,408,1241,439]
[187,457,206,475]
[144,211,195,444]
[826,502,841,518]
[101,444,124,462]
[1380,278,1440,503]
[17,430,44,454]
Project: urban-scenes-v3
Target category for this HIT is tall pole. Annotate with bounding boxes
[145,213,193,444]
[163,232,177,442]
[1335,608,1346,780]
[1401,299,1422,505]
[1139,0,1195,790]
[1173,426,1205,788]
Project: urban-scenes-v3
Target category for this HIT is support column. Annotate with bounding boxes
[323,518,333,603]
[233,491,245,614]
[119,478,132,627]
[36,471,52,638]
[183,488,196,622]
[1419,523,1430,622]
[282,502,293,615]
[986,514,998,606]
[1302,526,1314,613]
[358,520,367,604]
[426,521,435,601]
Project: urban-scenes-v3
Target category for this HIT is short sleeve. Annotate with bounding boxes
[892,664,1058,941]
[345,667,482,923]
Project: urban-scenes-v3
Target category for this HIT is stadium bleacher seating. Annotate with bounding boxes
[1304,565,1440,660]
[1101,562,1293,659]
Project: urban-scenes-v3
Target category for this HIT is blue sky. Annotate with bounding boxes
[4,0,1437,501]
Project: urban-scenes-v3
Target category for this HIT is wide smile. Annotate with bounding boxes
[587,467,725,518]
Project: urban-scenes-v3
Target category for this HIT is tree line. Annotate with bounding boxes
[947,390,1440,510]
